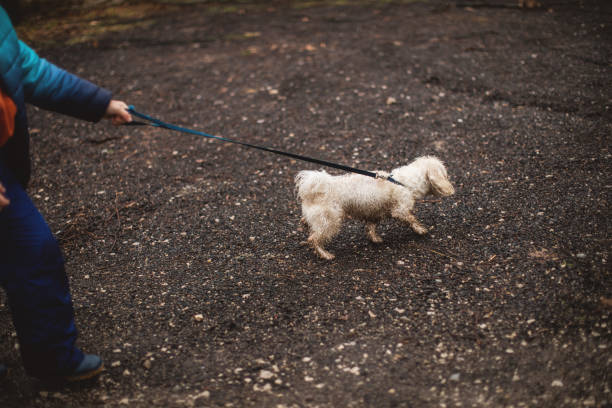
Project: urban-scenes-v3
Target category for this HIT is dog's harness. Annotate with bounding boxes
[126,106,404,186]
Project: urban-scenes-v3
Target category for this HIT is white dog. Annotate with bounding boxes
[295,156,455,260]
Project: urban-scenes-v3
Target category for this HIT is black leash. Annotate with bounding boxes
[126,106,404,186]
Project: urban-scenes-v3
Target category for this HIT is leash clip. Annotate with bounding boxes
[376,171,404,187]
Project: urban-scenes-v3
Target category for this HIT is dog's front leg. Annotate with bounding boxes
[392,208,428,235]
[366,223,383,243]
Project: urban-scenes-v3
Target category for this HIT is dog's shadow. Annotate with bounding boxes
[304,218,432,264]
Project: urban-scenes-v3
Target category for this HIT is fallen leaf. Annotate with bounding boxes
[600,297,612,307]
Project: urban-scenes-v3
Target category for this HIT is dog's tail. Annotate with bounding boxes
[295,170,333,203]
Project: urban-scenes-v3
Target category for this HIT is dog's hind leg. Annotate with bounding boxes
[304,206,342,260]
[307,226,339,260]
[308,238,336,260]
[365,223,383,243]
[307,228,337,260]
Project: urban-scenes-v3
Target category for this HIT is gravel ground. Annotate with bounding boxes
[1,1,610,407]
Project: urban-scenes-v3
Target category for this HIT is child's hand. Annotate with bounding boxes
[105,100,132,125]
[0,182,9,210]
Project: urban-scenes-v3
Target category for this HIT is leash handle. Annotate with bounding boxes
[126,106,404,186]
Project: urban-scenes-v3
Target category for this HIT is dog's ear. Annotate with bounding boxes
[427,167,445,182]
[427,164,455,196]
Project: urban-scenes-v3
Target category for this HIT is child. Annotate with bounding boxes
[0,6,132,381]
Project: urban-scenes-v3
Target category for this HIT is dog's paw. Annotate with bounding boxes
[320,252,336,260]
[412,224,428,235]
[315,247,336,260]
[368,234,383,244]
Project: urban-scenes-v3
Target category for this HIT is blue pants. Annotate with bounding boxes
[0,158,83,378]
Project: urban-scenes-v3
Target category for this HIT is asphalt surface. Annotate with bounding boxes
[1,1,610,407]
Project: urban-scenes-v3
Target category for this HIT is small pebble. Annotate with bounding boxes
[259,370,274,380]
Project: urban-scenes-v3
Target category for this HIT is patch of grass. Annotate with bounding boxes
[65,20,156,46]
[15,0,427,47]
[224,31,262,41]
[15,3,176,47]
[291,0,425,8]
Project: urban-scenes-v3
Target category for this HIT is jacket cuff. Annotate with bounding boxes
[82,83,112,123]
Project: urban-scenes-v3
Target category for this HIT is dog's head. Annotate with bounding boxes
[418,156,455,197]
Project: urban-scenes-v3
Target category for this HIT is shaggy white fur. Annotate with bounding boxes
[295,156,455,260]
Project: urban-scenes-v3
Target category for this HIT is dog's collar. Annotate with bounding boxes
[375,172,404,187]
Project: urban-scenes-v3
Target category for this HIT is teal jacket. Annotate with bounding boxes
[0,7,112,185]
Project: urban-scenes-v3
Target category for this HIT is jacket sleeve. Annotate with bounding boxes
[18,40,112,122]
